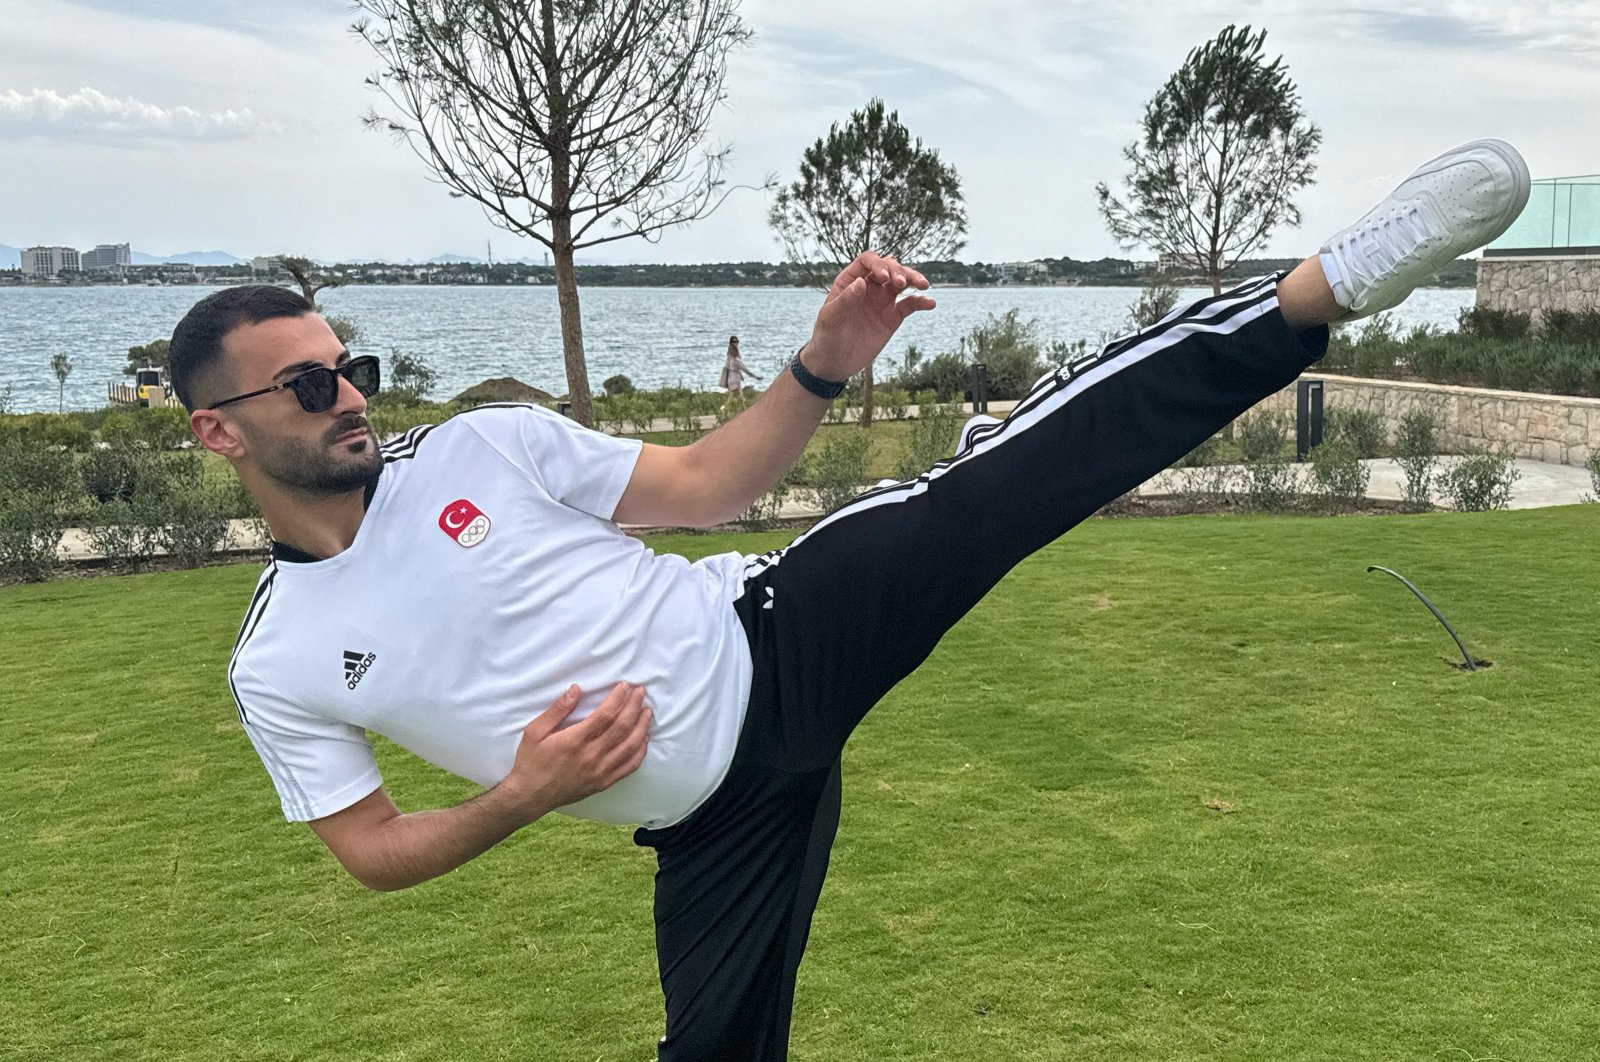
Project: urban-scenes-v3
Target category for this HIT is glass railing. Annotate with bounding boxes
[1487,175,1600,252]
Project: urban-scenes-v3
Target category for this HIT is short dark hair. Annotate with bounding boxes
[169,285,314,410]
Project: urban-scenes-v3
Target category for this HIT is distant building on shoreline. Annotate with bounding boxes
[81,243,131,274]
[21,245,81,277]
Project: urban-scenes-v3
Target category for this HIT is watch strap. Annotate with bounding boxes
[790,353,847,400]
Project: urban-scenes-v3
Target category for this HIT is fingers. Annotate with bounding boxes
[572,682,649,746]
[895,294,937,320]
[848,251,930,294]
[602,693,653,782]
[524,684,582,739]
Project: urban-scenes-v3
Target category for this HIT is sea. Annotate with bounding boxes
[0,283,1477,413]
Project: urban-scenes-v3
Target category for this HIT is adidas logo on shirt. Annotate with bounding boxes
[343,650,377,690]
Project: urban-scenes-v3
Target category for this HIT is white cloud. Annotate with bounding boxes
[0,86,277,144]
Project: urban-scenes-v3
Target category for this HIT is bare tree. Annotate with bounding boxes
[770,98,965,425]
[354,0,755,426]
[1096,24,1320,295]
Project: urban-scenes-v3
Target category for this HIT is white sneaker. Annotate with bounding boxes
[1319,139,1530,321]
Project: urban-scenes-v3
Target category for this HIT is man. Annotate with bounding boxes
[176,140,1527,1059]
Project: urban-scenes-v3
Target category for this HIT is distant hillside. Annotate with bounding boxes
[131,250,246,266]
[0,244,18,269]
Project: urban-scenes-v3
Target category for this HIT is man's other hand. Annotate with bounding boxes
[803,252,936,381]
[500,683,653,819]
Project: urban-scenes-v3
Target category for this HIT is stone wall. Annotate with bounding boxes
[1253,373,1600,467]
[1476,256,1600,323]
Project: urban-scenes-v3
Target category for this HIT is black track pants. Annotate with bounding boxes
[635,275,1329,1060]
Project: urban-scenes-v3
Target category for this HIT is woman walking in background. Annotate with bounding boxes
[720,335,762,401]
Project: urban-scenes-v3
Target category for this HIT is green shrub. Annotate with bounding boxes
[1540,308,1600,346]
[86,498,163,568]
[0,438,76,580]
[154,475,237,567]
[0,491,66,581]
[1169,463,1237,514]
[1240,453,1296,513]
[96,407,190,450]
[960,310,1046,400]
[1394,409,1440,512]
[385,350,439,402]
[368,403,452,441]
[602,374,636,396]
[1459,305,1532,341]
[80,444,168,504]
[805,429,870,514]
[1440,447,1520,511]
[893,405,963,482]
[1324,408,1386,458]
[1306,440,1369,512]
[1237,411,1290,461]
[895,351,970,402]
[1172,432,1235,469]
[1123,277,1181,332]
[1,412,94,451]
[737,460,806,532]
[874,388,911,422]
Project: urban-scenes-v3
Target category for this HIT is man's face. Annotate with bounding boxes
[210,314,383,495]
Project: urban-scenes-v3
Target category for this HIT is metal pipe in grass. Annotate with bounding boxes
[1366,565,1480,671]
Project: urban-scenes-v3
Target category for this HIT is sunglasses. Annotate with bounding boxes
[211,355,381,413]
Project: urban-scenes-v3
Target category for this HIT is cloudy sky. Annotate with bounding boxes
[3,0,1597,265]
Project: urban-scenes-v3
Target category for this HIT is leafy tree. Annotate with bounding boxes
[386,350,438,402]
[354,0,754,427]
[50,352,72,413]
[277,255,360,346]
[1096,24,1320,295]
[770,98,966,425]
[1123,273,1183,332]
[279,255,349,305]
[124,339,170,377]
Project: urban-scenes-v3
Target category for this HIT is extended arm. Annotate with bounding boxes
[309,683,651,891]
[611,253,935,527]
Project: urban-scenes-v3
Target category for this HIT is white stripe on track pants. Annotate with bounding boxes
[636,272,1329,1061]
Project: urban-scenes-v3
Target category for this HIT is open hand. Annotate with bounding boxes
[803,252,936,381]
[500,683,652,819]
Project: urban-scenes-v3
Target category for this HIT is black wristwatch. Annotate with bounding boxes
[790,352,847,400]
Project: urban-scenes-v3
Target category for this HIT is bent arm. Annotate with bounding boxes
[613,362,829,527]
[612,253,934,528]
[309,683,652,891]
[310,783,551,891]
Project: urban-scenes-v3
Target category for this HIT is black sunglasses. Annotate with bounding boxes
[211,355,381,413]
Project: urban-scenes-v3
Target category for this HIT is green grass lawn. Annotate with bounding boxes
[5,507,1600,1060]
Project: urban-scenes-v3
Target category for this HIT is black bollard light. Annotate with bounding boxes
[1295,379,1324,461]
[970,363,989,414]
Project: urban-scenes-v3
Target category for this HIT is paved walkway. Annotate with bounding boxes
[1143,457,1594,510]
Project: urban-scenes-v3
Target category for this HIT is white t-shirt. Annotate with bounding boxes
[228,404,754,829]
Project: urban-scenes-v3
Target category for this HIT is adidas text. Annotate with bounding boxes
[343,650,377,690]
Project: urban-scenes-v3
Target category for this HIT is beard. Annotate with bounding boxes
[259,416,384,496]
